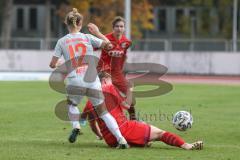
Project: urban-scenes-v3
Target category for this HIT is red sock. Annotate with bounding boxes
[160,132,185,147]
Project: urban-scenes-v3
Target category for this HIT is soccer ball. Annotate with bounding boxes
[172,111,193,131]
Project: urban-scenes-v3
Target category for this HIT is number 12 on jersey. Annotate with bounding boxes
[68,43,87,68]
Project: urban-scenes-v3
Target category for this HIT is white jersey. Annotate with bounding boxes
[54,32,103,77]
[54,32,104,106]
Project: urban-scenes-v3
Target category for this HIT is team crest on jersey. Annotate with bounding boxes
[120,41,131,49]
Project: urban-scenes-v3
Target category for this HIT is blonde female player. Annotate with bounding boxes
[49,8,128,148]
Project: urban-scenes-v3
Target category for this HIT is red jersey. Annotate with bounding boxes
[97,33,131,76]
[97,33,131,94]
[83,81,150,147]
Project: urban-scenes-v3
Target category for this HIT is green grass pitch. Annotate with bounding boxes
[0,81,239,160]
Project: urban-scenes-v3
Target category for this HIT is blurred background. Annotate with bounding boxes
[0,0,240,80]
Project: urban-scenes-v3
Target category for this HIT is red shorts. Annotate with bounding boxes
[103,121,151,147]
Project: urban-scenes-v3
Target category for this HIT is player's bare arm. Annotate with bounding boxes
[87,23,113,50]
[49,56,63,69]
[89,119,103,140]
[49,56,59,68]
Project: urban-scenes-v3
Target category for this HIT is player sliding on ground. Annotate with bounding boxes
[82,73,203,150]
[49,8,128,148]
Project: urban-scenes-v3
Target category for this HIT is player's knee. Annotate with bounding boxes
[150,126,165,140]
[94,102,108,116]
[158,130,166,139]
[154,130,165,139]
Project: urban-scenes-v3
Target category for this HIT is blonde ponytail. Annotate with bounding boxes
[72,8,78,14]
[65,8,83,28]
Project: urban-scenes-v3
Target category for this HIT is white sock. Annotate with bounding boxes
[100,112,123,141]
[68,105,81,129]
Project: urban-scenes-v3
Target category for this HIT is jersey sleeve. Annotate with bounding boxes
[86,34,103,49]
[54,40,63,58]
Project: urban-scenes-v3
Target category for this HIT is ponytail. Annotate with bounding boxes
[65,8,83,28]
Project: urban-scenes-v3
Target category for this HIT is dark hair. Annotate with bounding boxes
[112,16,125,28]
[65,8,83,28]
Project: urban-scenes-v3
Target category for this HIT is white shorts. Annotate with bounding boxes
[65,74,104,106]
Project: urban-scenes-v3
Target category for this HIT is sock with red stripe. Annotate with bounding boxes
[160,132,185,147]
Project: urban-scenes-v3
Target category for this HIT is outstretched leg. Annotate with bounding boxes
[149,125,203,150]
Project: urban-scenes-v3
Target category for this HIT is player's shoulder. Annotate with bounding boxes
[121,34,131,42]
[85,33,93,38]
[58,34,76,43]
[57,35,67,44]
[120,35,132,49]
[105,32,115,40]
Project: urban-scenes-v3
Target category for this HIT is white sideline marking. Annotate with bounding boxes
[0,72,50,81]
